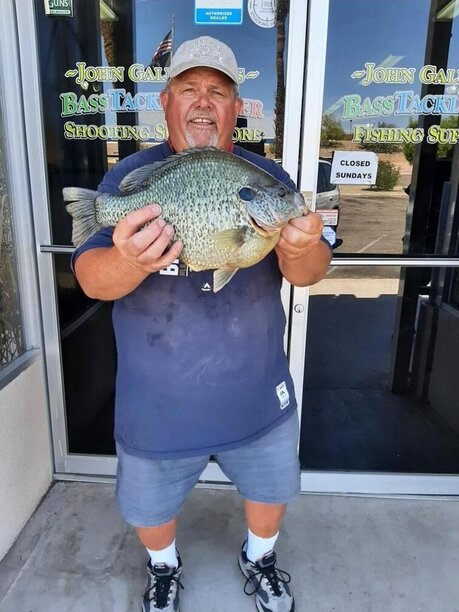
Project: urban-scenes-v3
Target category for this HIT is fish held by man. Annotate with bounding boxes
[63,147,307,292]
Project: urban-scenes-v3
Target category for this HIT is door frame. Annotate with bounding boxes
[291,0,459,495]
[17,0,459,493]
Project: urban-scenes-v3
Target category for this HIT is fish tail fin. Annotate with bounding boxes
[63,187,103,247]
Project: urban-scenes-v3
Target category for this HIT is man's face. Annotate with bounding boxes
[160,67,242,152]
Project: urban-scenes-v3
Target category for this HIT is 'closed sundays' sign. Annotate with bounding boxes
[330,151,378,185]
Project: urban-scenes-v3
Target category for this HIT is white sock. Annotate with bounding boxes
[246,528,279,563]
[147,539,178,568]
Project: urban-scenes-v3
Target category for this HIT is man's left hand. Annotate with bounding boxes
[275,211,324,261]
[274,211,331,287]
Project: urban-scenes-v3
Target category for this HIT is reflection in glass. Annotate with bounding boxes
[54,255,97,330]
[0,90,24,370]
[98,0,291,164]
[56,255,116,455]
[300,266,459,474]
[50,254,116,455]
[452,270,459,306]
[318,0,459,256]
[310,0,459,466]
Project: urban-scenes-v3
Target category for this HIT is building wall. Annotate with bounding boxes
[0,357,52,561]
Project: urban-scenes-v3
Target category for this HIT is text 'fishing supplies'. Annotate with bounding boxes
[63,147,307,292]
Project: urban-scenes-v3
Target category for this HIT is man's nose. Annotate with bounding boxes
[195,91,212,108]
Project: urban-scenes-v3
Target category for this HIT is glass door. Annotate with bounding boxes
[18,0,308,476]
[294,0,459,494]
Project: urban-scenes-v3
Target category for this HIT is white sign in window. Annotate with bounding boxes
[322,226,337,246]
[330,151,378,185]
[317,209,339,227]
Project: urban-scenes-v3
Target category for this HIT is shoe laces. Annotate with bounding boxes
[145,564,184,609]
[244,556,291,598]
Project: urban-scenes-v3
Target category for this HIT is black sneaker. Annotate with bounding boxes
[239,540,294,612]
[141,554,183,612]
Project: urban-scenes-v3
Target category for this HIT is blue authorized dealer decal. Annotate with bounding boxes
[195,0,243,25]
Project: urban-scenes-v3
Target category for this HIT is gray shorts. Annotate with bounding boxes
[116,412,300,527]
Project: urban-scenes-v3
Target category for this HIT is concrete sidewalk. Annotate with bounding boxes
[1,483,459,611]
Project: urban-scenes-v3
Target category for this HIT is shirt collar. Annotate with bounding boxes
[166,139,234,153]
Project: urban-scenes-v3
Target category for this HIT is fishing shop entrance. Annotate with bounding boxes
[22,0,309,480]
[292,0,459,494]
[19,0,459,494]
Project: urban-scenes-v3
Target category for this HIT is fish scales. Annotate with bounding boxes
[97,151,271,270]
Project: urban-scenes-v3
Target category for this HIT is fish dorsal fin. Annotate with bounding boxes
[119,162,169,192]
[210,227,247,249]
[119,147,229,193]
[213,268,238,292]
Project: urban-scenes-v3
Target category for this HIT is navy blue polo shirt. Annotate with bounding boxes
[72,142,299,459]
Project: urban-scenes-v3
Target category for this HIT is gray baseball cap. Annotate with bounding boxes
[168,36,239,84]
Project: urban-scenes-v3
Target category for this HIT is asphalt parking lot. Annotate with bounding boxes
[326,180,410,280]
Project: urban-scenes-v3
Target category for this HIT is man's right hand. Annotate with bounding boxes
[75,204,184,300]
[113,204,183,274]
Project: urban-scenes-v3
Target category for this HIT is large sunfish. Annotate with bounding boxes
[63,147,307,292]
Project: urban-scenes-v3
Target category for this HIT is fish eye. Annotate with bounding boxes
[239,186,255,201]
[278,186,287,197]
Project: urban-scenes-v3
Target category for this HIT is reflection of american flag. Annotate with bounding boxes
[150,30,172,69]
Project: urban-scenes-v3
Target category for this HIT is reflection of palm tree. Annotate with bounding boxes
[100,0,117,66]
[100,21,115,66]
[274,0,289,159]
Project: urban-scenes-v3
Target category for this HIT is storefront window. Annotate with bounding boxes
[301,0,459,475]
[300,265,459,473]
[451,270,459,306]
[57,0,288,174]
[317,0,459,255]
[34,0,291,454]
[0,87,24,370]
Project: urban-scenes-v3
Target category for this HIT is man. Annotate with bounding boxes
[72,36,331,612]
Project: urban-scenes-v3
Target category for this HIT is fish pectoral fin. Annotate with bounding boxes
[210,228,247,249]
[213,268,239,292]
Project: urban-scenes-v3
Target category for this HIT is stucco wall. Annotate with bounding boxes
[0,356,52,561]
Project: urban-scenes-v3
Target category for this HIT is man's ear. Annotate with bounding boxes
[160,90,168,112]
[236,96,243,117]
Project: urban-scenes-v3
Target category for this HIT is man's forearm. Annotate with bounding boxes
[75,247,149,300]
[277,240,332,287]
